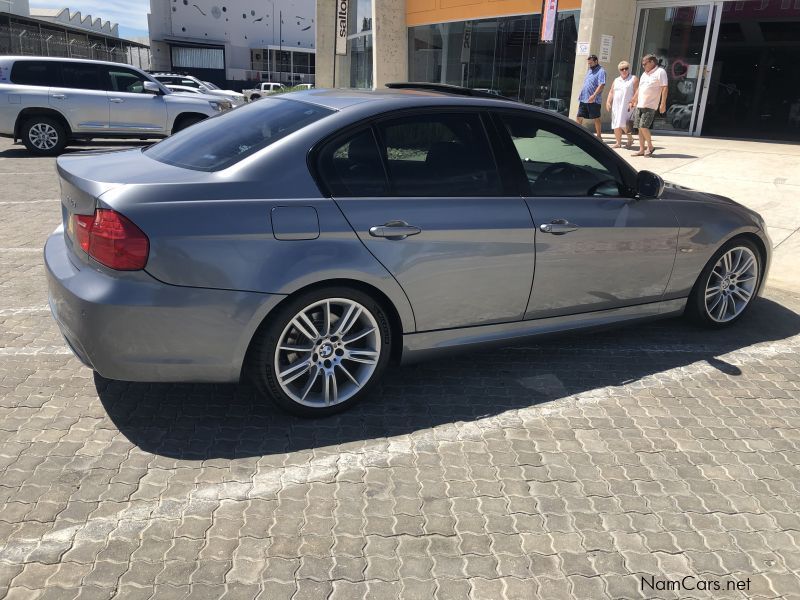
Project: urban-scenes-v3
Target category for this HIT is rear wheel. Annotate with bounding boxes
[687,238,761,327]
[249,287,392,417]
[21,116,67,156]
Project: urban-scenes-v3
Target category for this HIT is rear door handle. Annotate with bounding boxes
[109,98,124,103]
[51,94,66,100]
[369,220,422,240]
[539,219,579,235]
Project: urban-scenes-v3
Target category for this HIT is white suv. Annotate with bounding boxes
[152,73,245,106]
[0,57,230,156]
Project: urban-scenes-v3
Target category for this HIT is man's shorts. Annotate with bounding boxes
[577,102,601,119]
[633,107,657,130]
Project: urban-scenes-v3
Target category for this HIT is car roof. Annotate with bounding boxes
[1,55,146,69]
[280,87,553,115]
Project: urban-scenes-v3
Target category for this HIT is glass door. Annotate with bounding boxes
[632,2,718,135]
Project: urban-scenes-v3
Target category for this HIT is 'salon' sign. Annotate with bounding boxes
[335,0,349,55]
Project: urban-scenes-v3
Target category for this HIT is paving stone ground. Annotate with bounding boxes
[1,137,800,599]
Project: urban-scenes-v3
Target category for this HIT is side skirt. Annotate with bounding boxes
[400,298,687,364]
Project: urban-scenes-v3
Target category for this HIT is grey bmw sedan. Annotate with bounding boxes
[45,85,771,416]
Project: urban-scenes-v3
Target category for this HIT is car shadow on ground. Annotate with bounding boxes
[96,296,800,460]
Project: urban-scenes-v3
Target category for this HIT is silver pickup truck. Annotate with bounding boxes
[0,56,230,156]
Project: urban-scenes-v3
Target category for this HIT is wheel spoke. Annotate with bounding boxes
[323,371,338,405]
[732,287,752,303]
[322,301,331,337]
[335,304,362,336]
[345,349,379,365]
[291,315,318,342]
[337,363,360,386]
[299,366,320,401]
[722,252,732,274]
[736,256,755,277]
[343,327,376,345]
[737,274,757,283]
[707,293,723,314]
[278,343,314,353]
[278,359,311,385]
[730,249,743,274]
[705,286,721,298]
[717,296,729,320]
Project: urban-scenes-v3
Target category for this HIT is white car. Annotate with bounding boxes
[296,83,314,90]
[242,82,285,101]
[153,74,245,106]
[0,56,229,155]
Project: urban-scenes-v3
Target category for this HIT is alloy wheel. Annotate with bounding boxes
[274,298,381,408]
[30,123,59,150]
[704,246,758,323]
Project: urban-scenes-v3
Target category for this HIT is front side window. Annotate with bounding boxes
[60,62,103,90]
[317,129,387,197]
[145,98,333,171]
[376,113,501,197]
[107,68,147,93]
[180,78,201,88]
[10,61,60,86]
[499,113,623,197]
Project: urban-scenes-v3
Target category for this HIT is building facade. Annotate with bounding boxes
[316,0,800,141]
[0,0,149,68]
[148,0,316,88]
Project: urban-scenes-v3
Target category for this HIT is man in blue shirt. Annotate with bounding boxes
[577,54,606,139]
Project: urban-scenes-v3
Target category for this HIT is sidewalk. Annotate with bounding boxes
[606,134,800,293]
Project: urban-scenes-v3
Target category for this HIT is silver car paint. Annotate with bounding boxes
[46,89,771,383]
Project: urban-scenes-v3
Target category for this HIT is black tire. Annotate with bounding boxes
[686,237,762,328]
[248,287,393,417]
[172,115,206,133]
[21,116,68,156]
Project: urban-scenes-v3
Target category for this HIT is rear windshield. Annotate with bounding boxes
[144,98,333,171]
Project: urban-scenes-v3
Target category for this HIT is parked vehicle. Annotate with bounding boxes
[45,84,771,416]
[0,57,229,156]
[152,73,245,106]
[243,82,285,101]
[296,83,314,90]
[164,84,233,110]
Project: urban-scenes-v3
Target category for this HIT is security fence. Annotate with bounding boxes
[0,24,150,69]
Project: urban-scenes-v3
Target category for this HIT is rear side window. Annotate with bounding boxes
[10,61,60,86]
[145,97,333,171]
[375,113,502,197]
[317,130,387,197]
[60,63,104,90]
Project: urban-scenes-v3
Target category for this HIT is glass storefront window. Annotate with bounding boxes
[349,34,373,89]
[408,11,579,115]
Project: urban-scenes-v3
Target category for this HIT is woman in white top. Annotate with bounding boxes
[606,61,638,148]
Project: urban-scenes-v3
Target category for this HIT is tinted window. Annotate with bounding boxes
[145,97,332,171]
[376,113,501,197]
[499,113,623,197]
[180,78,200,88]
[318,130,387,197]
[10,61,61,86]
[107,68,147,93]
[60,63,103,91]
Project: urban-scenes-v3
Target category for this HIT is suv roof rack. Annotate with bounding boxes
[385,82,514,101]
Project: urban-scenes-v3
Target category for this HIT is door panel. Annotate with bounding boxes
[50,62,108,132]
[105,67,167,133]
[525,196,679,319]
[335,197,535,331]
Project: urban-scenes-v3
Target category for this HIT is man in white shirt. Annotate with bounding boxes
[628,54,668,157]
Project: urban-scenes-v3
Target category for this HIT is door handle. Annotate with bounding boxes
[539,219,579,235]
[109,98,124,103]
[369,220,421,240]
[51,94,66,100]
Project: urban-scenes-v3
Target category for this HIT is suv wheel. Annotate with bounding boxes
[173,115,205,133]
[249,287,392,417]
[21,117,67,156]
[687,238,762,327]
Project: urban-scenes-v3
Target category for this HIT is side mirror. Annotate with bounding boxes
[636,170,665,199]
[143,81,162,95]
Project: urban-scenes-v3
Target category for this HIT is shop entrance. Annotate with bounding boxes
[633,0,800,141]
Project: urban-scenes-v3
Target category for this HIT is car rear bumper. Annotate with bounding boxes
[45,228,284,383]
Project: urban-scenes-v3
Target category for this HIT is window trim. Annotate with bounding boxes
[489,108,639,198]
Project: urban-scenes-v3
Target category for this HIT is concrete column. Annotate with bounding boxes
[316,0,335,87]
[372,0,407,89]
[568,0,637,128]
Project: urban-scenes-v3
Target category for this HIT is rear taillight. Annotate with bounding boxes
[70,209,149,271]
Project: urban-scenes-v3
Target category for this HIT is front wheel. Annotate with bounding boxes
[249,288,392,416]
[687,238,762,327]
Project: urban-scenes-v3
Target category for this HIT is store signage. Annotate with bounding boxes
[541,0,558,43]
[600,34,613,62]
[335,0,349,56]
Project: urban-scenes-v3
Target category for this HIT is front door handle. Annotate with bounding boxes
[51,94,66,100]
[369,220,422,240]
[109,97,124,103]
[539,219,579,235]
